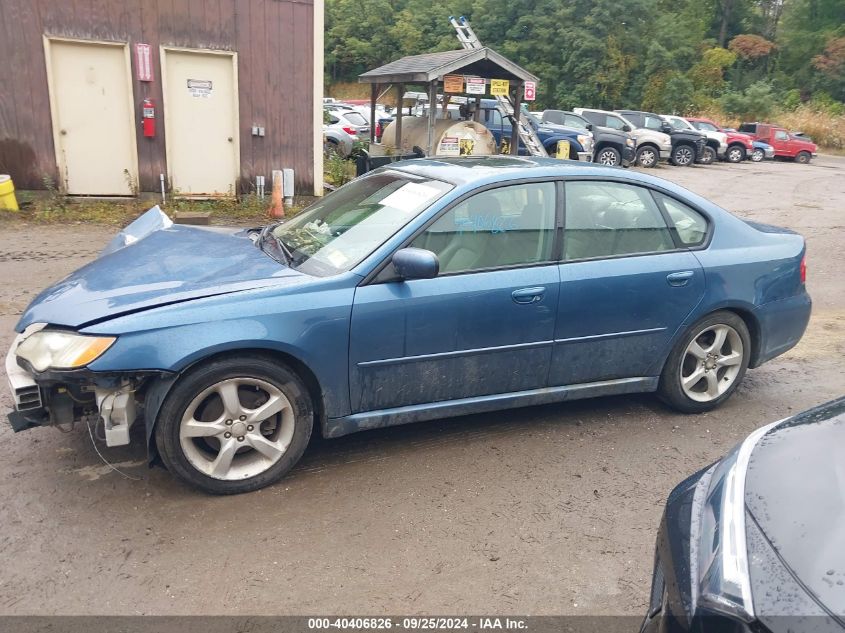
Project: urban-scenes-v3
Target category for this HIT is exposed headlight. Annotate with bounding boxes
[626,138,635,147]
[694,420,781,621]
[15,330,116,372]
[577,134,591,147]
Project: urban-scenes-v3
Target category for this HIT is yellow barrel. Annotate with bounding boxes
[0,175,19,211]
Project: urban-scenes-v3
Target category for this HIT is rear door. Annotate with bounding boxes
[550,180,707,386]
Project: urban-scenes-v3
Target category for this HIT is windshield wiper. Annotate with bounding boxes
[257,224,293,265]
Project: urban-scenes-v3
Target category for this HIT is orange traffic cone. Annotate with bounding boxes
[268,170,285,218]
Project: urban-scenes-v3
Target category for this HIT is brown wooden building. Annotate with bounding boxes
[0,0,323,197]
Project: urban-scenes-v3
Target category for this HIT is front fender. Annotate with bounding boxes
[81,277,357,419]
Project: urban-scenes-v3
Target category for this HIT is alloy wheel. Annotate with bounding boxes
[674,146,694,166]
[179,377,295,480]
[727,147,744,163]
[598,149,619,166]
[680,325,744,403]
[750,149,764,162]
[637,148,657,167]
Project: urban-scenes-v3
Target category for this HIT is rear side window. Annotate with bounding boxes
[564,181,675,260]
[655,193,708,246]
[343,112,368,126]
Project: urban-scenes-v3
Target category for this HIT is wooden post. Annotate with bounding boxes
[510,82,522,156]
[370,83,378,145]
[396,82,404,152]
[427,80,438,156]
[269,169,284,218]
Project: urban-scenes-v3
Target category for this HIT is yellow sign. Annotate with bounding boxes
[443,74,464,93]
[490,79,510,96]
[556,140,570,160]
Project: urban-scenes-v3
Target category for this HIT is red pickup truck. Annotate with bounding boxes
[738,122,818,163]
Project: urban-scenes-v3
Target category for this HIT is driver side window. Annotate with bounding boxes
[410,182,556,274]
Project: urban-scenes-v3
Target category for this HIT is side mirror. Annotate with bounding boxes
[392,247,439,280]
[661,123,673,134]
[586,123,593,131]
[622,124,632,132]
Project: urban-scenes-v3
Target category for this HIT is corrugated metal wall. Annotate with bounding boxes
[0,0,316,193]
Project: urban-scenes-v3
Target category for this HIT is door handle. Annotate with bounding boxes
[512,286,546,304]
[667,271,694,287]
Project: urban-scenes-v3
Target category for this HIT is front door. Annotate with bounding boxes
[47,39,137,195]
[549,180,707,386]
[163,49,238,196]
[350,181,560,413]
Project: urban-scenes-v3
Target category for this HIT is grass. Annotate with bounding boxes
[1,190,318,227]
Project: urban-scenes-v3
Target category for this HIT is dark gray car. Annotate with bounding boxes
[642,395,845,632]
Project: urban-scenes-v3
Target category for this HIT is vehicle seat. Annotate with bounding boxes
[438,197,507,272]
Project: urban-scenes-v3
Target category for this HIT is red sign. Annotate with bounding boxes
[524,81,536,101]
[135,43,153,82]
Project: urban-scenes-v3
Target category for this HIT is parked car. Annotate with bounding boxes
[662,114,727,165]
[324,107,371,141]
[542,109,636,167]
[478,100,594,161]
[641,395,845,633]
[750,140,775,162]
[575,108,667,167]
[323,123,356,158]
[738,122,818,163]
[8,158,811,493]
[687,117,754,163]
[617,110,706,167]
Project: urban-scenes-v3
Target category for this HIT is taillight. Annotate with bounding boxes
[342,126,356,135]
[800,254,807,284]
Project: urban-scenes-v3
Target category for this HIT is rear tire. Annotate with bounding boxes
[795,151,811,164]
[658,311,751,413]
[155,355,313,494]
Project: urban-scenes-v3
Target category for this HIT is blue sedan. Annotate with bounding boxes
[5,157,811,493]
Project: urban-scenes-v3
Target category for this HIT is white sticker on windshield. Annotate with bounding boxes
[379,182,441,213]
[326,249,348,268]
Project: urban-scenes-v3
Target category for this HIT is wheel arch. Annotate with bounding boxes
[654,304,763,377]
[142,346,327,463]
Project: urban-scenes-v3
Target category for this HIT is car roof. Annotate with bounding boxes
[385,156,682,190]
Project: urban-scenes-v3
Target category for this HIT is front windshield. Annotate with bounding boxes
[271,171,453,276]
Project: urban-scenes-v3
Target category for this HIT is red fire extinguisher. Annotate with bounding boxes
[142,98,156,137]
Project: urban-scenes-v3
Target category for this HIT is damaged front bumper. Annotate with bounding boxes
[5,331,168,446]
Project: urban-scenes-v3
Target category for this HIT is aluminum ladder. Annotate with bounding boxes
[449,15,548,157]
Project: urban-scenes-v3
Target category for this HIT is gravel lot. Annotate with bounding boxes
[1,156,844,616]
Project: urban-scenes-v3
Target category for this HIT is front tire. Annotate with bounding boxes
[699,146,716,165]
[795,151,811,164]
[596,146,621,166]
[636,145,659,168]
[726,145,745,163]
[155,355,313,494]
[658,311,751,413]
[671,144,695,167]
[750,148,765,162]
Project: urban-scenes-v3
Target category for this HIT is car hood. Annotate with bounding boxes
[745,397,845,618]
[17,210,304,331]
